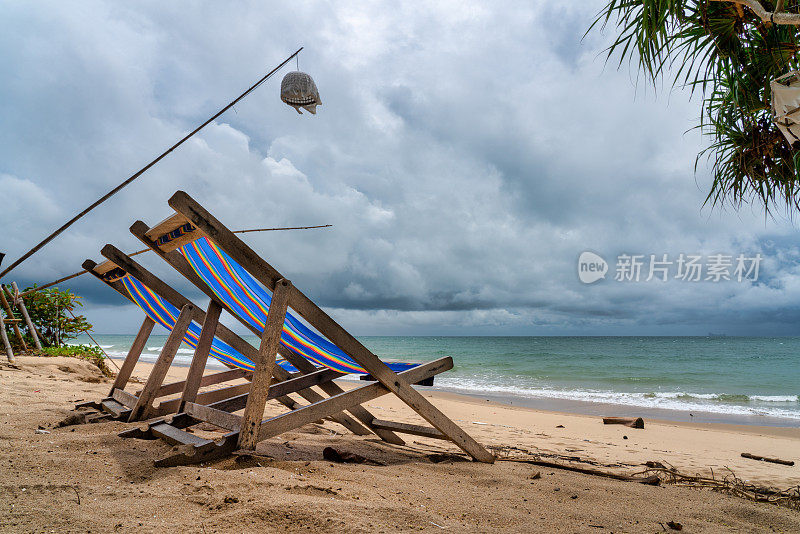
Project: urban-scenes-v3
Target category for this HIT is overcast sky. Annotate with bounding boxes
[2,1,800,336]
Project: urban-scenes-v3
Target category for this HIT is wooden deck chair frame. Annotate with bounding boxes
[125,217,415,445]
[120,191,494,465]
[77,252,368,438]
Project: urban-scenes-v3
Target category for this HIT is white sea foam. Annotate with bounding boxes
[433,377,800,420]
[750,395,799,402]
[145,346,195,355]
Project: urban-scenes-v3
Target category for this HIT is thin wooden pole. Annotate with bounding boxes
[12,282,42,351]
[0,284,26,349]
[237,279,291,451]
[179,300,222,411]
[19,225,332,298]
[0,312,15,363]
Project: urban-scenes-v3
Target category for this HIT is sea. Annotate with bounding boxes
[70,334,800,427]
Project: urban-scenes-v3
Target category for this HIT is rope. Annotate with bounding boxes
[66,307,120,371]
[0,47,303,281]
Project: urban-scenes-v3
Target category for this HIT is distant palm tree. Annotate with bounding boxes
[589,0,800,213]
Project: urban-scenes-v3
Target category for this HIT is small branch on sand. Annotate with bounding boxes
[501,457,661,485]
[639,466,800,511]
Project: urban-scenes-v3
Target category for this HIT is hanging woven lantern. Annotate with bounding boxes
[771,71,800,147]
[280,71,322,115]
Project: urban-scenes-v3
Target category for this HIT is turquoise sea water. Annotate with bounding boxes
[72,334,799,426]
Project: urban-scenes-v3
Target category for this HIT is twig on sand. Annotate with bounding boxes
[501,457,660,485]
[72,485,80,505]
[488,444,800,511]
[637,466,800,511]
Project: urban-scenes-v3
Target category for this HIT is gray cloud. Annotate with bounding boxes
[2,1,799,336]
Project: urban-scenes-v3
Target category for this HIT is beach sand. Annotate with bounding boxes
[1,356,798,532]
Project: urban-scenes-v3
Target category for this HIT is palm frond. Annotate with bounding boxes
[590,0,800,213]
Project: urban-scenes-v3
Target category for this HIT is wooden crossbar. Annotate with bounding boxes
[154,383,252,416]
[370,419,447,440]
[136,368,249,399]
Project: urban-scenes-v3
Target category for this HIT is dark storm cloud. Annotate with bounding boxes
[1,1,799,335]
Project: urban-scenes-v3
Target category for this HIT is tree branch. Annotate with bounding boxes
[712,0,800,25]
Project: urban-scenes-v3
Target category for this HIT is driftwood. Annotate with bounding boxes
[741,452,795,466]
[502,457,660,485]
[603,417,644,429]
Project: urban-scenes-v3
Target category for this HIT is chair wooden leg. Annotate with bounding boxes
[179,301,222,411]
[109,316,155,396]
[290,286,494,463]
[128,305,194,421]
[279,348,396,441]
[237,280,290,450]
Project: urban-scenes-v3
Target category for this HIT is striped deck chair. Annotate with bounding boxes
[79,254,370,439]
[107,191,494,465]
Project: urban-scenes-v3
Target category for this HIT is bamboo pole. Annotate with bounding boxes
[0,313,15,363]
[0,284,26,349]
[12,282,42,351]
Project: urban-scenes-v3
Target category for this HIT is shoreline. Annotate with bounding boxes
[110,355,800,429]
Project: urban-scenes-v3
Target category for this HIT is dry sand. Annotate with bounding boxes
[1,355,799,533]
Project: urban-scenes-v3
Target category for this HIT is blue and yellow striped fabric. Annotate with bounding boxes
[179,237,418,375]
[120,274,297,373]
